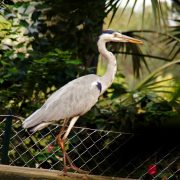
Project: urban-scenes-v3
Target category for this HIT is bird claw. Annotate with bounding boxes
[64,164,89,174]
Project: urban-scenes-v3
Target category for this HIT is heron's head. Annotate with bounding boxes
[99,30,143,44]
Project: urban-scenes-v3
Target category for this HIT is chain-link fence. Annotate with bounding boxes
[0,115,179,179]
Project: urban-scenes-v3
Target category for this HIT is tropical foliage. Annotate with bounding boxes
[0,0,179,133]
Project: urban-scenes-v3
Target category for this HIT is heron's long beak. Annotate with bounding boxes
[123,35,143,44]
[117,34,143,44]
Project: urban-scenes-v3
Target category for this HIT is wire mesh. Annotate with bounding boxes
[0,116,179,179]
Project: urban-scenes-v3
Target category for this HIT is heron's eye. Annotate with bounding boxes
[113,33,120,38]
[114,33,118,37]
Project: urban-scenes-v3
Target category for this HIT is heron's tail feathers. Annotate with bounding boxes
[22,108,49,130]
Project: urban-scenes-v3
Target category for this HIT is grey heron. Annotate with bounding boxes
[22,30,143,173]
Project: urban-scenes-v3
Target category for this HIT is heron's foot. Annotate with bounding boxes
[64,153,89,174]
[66,164,89,174]
[56,132,88,174]
[61,164,89,176]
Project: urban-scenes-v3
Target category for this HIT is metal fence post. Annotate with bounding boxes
[1,115,13,164]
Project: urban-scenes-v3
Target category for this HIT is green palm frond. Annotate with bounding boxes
[128,0,137,25]
[106,0,169,27]
[118,60,180,105]
[119,42,149,78]
[162,21,180,60]
[105,0,121,26]
[135,59,180,91]
[150,0,168,27]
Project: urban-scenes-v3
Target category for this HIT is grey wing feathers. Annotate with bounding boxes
[22,74,101,129]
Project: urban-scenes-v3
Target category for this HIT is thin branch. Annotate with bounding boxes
[114,51,171,62]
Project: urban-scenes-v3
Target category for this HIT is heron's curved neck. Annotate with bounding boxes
[97,39,117,94]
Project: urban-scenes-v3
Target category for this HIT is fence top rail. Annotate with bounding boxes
[0,164,137,180]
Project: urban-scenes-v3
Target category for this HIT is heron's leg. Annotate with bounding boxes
[62,116,79,141]
[61,116,79,168]
[57,133,88,174]
[57,117,88,174]
[56,119,69,173]
[62,117,89,174]
[56,117,79,173]
[56,133,68,173]
[59,118,68,137]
